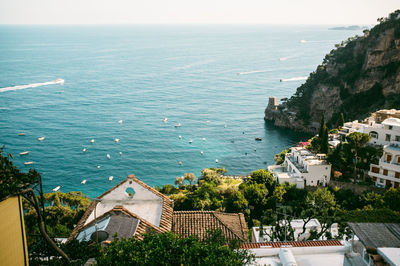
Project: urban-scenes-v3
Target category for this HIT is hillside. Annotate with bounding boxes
[265,10,400,133]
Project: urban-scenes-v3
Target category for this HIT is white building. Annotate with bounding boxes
[252,219,339,242]
[368,144,400,188]
[268,147,331,188]
[242,240,353,266]
[339,116,400,146]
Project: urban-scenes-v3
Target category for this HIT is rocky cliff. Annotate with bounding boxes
[265,10,400,133]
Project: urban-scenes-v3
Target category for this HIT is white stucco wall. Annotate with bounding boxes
[85,180,164,227]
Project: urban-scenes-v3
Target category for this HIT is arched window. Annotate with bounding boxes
[125,187,135,198]
[369,131,378,139]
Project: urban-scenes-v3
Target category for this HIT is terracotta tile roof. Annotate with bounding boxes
[172,211,248,242]
[68,175,173,242]
[240,240,343,249]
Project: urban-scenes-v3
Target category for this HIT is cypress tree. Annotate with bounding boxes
[338,113,345,128]
[320,124,329,154]
[318,114,325,140]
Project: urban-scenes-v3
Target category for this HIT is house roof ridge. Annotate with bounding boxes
[240,239,343,249]
[211,212,245,241]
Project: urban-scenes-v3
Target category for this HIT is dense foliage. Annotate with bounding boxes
[0,148,40,201]
[96,231,255,266]
[24,191,91,237]
[161,165,400,241]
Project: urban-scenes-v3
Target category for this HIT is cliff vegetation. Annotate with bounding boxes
[265,10,400,133]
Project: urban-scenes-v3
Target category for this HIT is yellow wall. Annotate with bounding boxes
[0,195,29,266]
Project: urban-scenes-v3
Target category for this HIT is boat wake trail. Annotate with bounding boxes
[238,69,271,75]
[0,79,64,93]
[280,76,308,82]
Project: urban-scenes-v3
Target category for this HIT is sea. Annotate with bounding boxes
[0,25,363,197]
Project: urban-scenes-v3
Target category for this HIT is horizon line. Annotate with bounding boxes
[0,22,375,26]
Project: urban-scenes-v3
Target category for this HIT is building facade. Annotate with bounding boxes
[252,219,339,243]
[338,110,400,146]
[368,144,400,188]
[268,147,331,188]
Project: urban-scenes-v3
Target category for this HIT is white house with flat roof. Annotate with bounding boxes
[252,219,339,243]
[268,147,331,188]
[339,117,400,146]
[368,144,400,188]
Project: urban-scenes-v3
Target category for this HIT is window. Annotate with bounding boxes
[371,167,380,173]
[369,131,378,139]
[383,169,388,176]
[386,134,391,141]
[396,172,400,179]
[389,125,393,130]
[125,187,135,197]
[379,178,384,183]
[387,154,392,162]
[396,136,400,142]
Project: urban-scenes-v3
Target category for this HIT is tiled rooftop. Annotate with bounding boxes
[172,211,248,242]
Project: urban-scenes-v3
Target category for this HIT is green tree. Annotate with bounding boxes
[320,123,329,154]
[273,149,290,165]
[318,114,326,142]
[184,173,196,185]
[226,191,248,213]
[338,113,345,128]
[346,132,371,181]
[249,169,276,192]
[0,148,40,201]
[201,168,222,185]
[174,176,184,186]
[383,188,400,212]
[96,232,255,266]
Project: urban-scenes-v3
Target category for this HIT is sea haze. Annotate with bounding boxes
[0,25,362,197]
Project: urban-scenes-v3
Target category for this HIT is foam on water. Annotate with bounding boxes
[0,79,64,93]
[280,76,308,82]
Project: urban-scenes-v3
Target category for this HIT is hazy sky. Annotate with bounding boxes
[0,0,398,25]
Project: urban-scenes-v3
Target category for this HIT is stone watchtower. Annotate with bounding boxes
[267,96,278,111]
[264,96,279,121]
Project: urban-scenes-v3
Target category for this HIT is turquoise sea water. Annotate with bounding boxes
[0,25,362,197]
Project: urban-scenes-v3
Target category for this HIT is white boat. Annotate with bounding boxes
[53,186,61,192]
[114,138,120,143]
[202,138,206,141]
[18,133,26,136]
[20,151,29,156]
[189,139,193,144]
[300,40,307,43]
[107,154,111,159]
[200,151,204,155]
[24,161,33,165]
[175,123,181,128]
[118,120,123,124]
[179,135,182,139]
[83,148,87,152]
[109,176,113,181]
[97,165,101,168]
[38,136,45,141]
[90,139,95,143]
[119,152,122,156]
[215,159,219,163]
[163,118,168,123]
[81,179,87,184]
